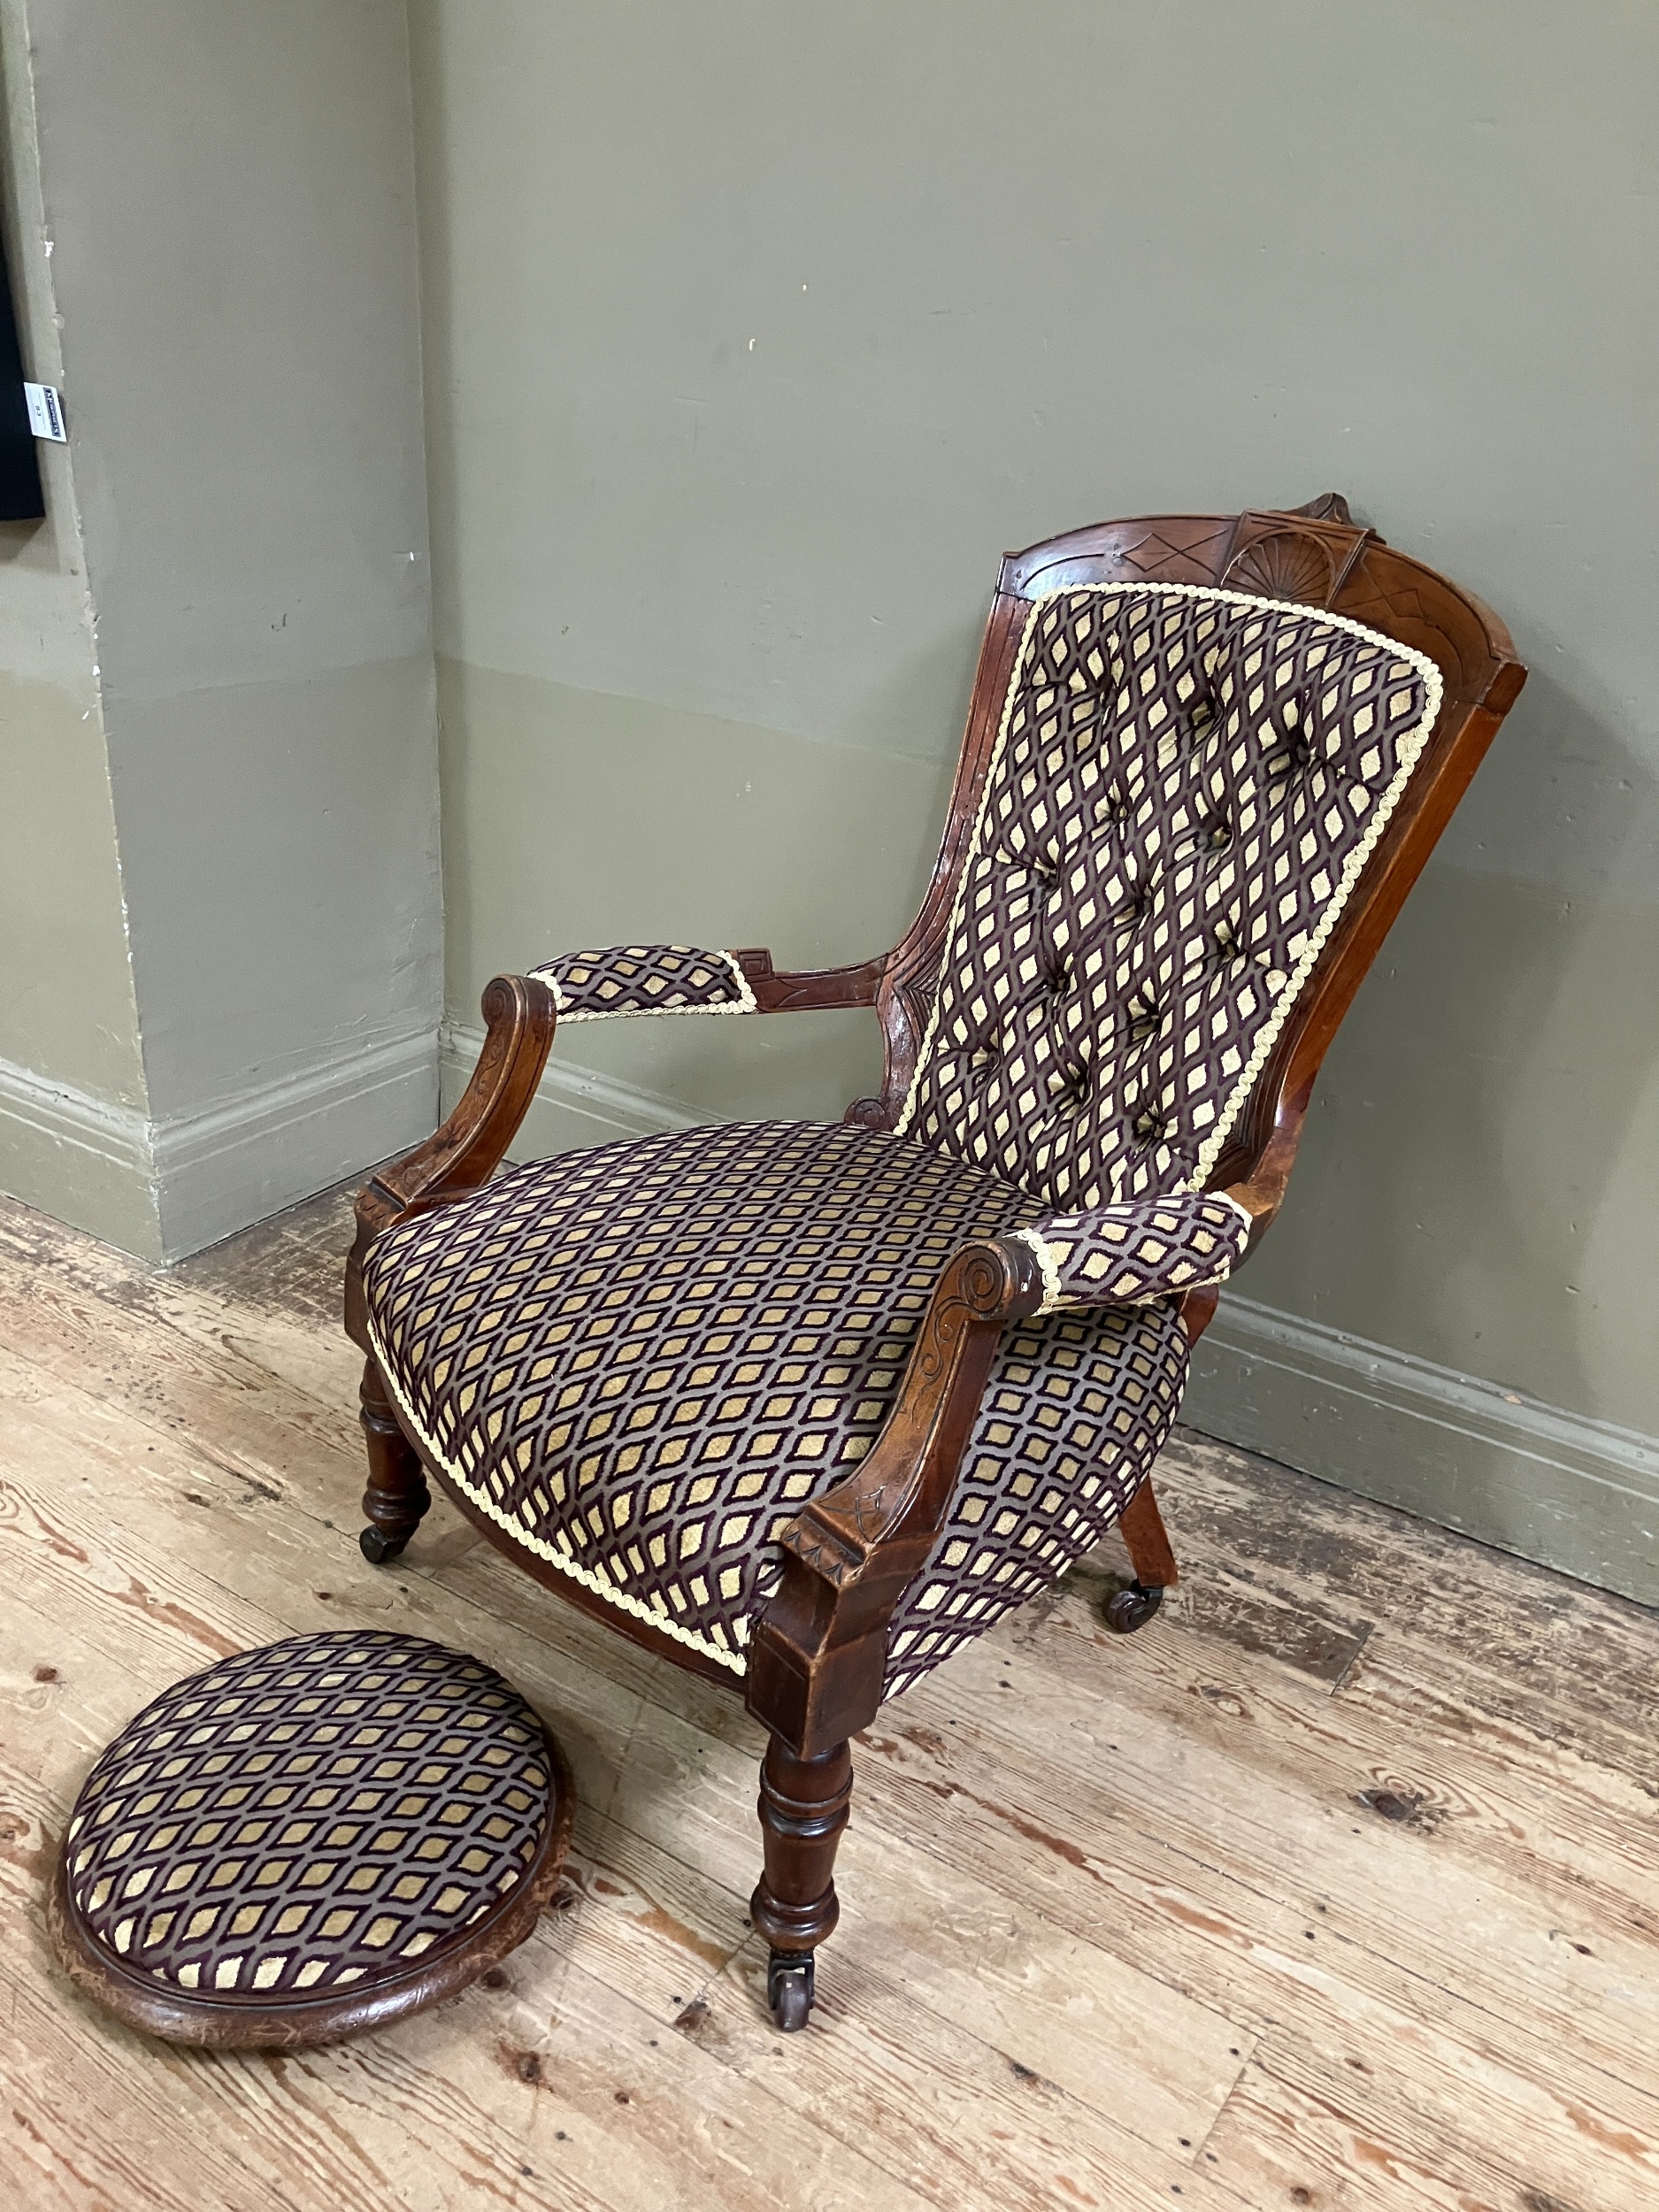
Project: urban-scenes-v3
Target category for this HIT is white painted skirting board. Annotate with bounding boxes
[1184,1296,1659,1609]
[151,1025,440,1259]
[0,1027,438,1263]
[440,1024,1659,1609]
[0,1052,155,1181]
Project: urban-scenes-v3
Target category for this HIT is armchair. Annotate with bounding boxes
[344,496,1525,2030]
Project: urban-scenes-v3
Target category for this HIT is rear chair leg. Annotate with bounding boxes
[357,1356,431,1564]
[750,1738,853,2032]
[1106,1474,1179,1633]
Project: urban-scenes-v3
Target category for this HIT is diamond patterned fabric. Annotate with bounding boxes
[1017,1190,1252,1315]
[529,943,754,1021]
[897,584,1440,1207]
[63,1632,552,2000]
[363,1123,1189,1696]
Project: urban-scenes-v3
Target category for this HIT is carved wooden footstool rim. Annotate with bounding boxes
[46,1644,575,2053]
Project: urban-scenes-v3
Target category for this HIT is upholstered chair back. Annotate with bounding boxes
[895,584,1441,1211]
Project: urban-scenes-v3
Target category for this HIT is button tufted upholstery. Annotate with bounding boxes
[356,577,1446,1700]
[897,583,1441,1206]
[58,1632,557,2007]
[363,1122,1217,1698]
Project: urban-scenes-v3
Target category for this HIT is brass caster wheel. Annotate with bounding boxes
[1103,1579,1164,1634]
[767,1949,815,2032]
[359,1525,409,1566]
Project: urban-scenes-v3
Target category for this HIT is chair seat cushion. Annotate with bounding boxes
[364,1122,1189,1698]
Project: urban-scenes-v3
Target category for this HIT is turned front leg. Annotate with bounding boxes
[750,1737,853,2031]
[357,1356,431,1564]
[1106,1473,1179,1633]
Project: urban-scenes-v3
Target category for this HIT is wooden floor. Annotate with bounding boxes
[3,1186,1657,2212]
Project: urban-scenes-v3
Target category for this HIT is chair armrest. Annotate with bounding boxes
[729,947,885,1013]
[530,943,757,1020]
[1006,1190,1255,1315]
[745,1235,1045,1752]
[345,974,557,1349]
[744,1187,1256,1752]
[528,942,886,1021]
[345,943,885,1353]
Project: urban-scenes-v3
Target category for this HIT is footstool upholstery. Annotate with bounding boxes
[48,1629,573,2048]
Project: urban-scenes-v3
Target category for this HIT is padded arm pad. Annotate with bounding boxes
[1007,1190,1252,1316]
[528,943,758,1022]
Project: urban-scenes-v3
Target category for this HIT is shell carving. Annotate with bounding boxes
[1223,528,1338,608]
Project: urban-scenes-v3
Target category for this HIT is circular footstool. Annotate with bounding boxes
[48,1628,573,2049]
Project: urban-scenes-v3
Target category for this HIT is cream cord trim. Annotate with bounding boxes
[1007,1188,1254,1317]
[894,581,1445,1197]
[1007,1226,1064,1313]
[366,1320,749,1678]
[533,947,759,1023]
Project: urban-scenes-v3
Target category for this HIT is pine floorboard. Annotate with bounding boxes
[1,1182,1655,2212]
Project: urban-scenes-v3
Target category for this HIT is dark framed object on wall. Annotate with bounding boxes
[1,218,45,520]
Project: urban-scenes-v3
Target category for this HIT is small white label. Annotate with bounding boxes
[24,381,66,441]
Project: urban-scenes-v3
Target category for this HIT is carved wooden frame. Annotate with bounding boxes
[342,495,1525,2026]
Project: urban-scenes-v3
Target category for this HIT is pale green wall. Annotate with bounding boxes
[29,0,443,1123]
[1,0,446,1257]
[0,0,155,1251]
[411,0,1659,1596]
